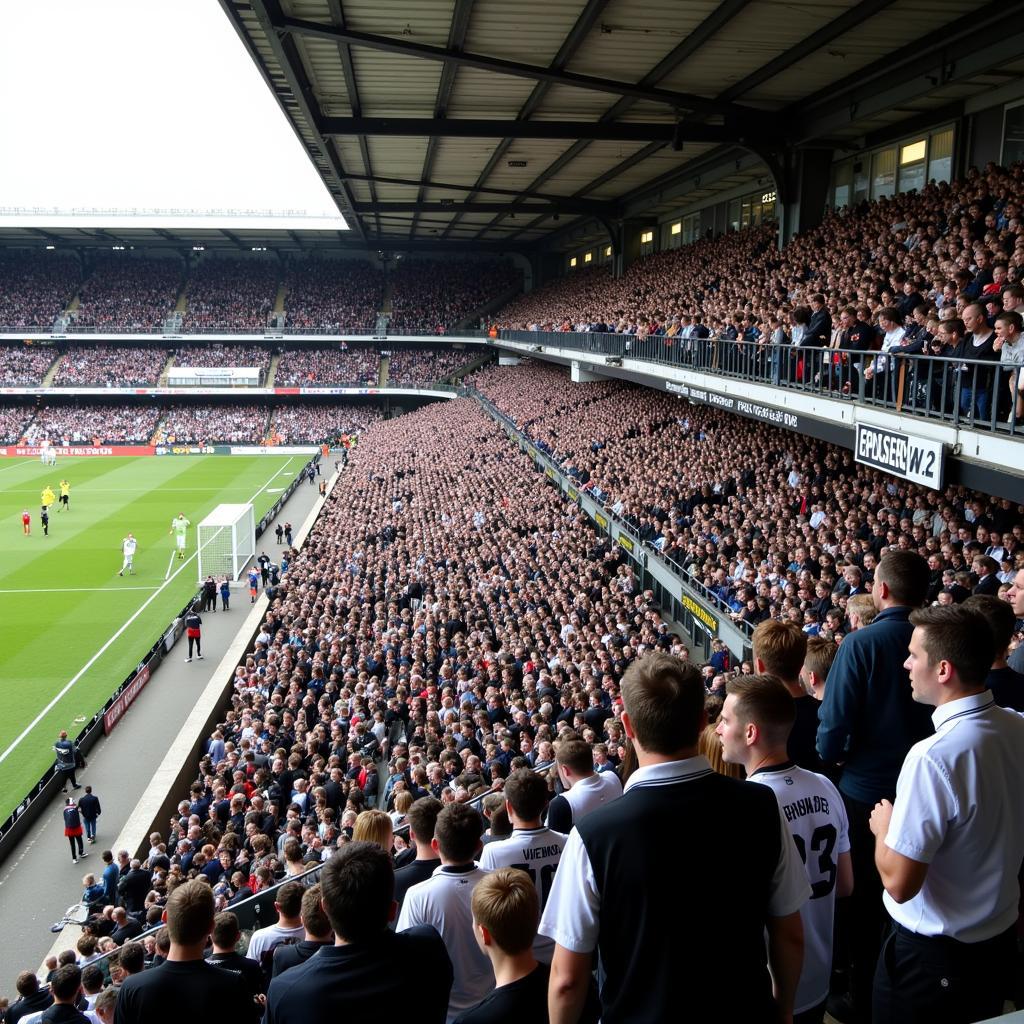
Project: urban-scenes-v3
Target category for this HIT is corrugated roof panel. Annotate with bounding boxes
[751,0,991,105]
[430,137,507,186]
[351,49,443,115]
[464,0,590,66]
[530,83,613,120]
[447,67,544,118]
[480,140,578,189]
[565,0,721,80]
[342,0,456,47]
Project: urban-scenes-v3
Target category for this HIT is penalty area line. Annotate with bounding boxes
[164,551,177,581]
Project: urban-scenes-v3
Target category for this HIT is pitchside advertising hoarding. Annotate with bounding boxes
[854,423,945,488]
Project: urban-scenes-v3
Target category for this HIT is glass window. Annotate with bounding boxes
[640,230,654,244]
[900,140,926,164]
[728,199,741,232]
[569,257,577,268]
[929,127,953,184]
[583,252,592,263]
[872,148,896,199]
[604,245,612,257]
[671,222,681,235]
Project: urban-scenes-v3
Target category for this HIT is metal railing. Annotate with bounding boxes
[0,325,493,337]
[493,330,1024,437]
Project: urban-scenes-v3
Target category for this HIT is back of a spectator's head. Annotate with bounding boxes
[165,879,215,947]
[118,942,145,975]
[353,809,393,851]
[50,964,82,1003]
[908,605,995,690]
[300,883,332,939]
[16,970,39,996]
[211,911,240,950]
[319,841,394,943]
[155,927,171,956]
[58,949,77,967]
[503,769,548,823]
[725,674,795,748]
[962,594,1015,656]
[472,868,538,956]
[621,653,704,753]
[875,550,929,608]
[802,636,837,684]
[752,620,807,682]
[275,880,304,918]
[433,803,484,864]
[407,796,443,845]
[846,594,878,628]
[81,964,104,995]
[94,986,118,1021]
[553,736,594,777]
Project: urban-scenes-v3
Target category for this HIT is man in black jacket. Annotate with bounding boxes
[263,843,453,1024]
[7,970,54,1024]
[207,912,265,1002]
[271,884,334,978]
[118,860,152,916]
[54,730,82,792]
[78,786,101,845]
[799,294,832,383]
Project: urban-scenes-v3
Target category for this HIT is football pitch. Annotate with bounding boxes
[0,454,299,822]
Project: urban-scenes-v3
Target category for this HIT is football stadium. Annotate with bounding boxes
[0,1,1023,1022]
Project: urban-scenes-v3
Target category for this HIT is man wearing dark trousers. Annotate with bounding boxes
[78,785,101,844]
[817,550,932,1023]
[54,730,82,792]
[870,605,1024,1024]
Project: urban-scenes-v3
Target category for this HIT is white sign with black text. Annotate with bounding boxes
[854,423,945,488]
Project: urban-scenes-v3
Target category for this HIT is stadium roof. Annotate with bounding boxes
[5,0,1024,254]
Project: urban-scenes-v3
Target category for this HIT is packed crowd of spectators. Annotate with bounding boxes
[0,344,58,386]
[72,256,182,331]
[389,258,522,333]
[183,259,278,334]
[0,252,79,328]
[173,345,272,371]
[156,406,271,445]
[23,403,162,444]
[283,259,383,332]
[384,346,477,385]
[268,403,383,446]
[0,403,33,442]
[53,346,169,387]
[4,369,1023,1022]
[473,361,1024,633]
[274,346,380,387]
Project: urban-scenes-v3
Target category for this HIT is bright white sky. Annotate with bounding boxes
[0,0,347,228]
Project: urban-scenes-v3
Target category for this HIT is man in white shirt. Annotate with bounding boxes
[993,309,1024,424]
[863,307,905,404]
[119,533,137,577]
[869,604,1024,1024]
[479,769,566,964]
[718,674,853,1024]
[397,803,494,1022]
[245,880,305,986]
[544,736,622,834]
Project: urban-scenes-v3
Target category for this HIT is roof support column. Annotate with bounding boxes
[769,147,833,247]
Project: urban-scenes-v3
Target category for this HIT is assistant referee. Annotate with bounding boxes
[869,605,1024,1023]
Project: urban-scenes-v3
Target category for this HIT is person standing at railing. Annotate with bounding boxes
[954,303,999,422]
[862,308,905,407]
[993,309,1024,425]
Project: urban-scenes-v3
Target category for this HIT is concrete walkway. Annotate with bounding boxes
[0,469,324,975]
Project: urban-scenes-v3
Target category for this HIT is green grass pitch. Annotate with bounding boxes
[0,454,300,822]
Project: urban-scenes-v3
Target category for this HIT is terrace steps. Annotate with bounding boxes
[273,283,287,314]
[266,352,282,388]
[40,352,64,387]
[378,355,389,388]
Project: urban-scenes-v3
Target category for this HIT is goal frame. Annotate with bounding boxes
[197,503,256,581]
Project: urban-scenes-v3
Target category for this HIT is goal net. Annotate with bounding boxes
[197,503,256,581]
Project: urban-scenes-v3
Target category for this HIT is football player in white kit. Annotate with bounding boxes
[119,533,138,576]
[718,675,853,1024]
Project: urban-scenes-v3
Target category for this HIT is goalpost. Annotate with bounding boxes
[197,503,256,581]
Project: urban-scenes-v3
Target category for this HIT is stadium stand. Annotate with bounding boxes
[71,256,182,331]
[53,346,168,387]
[155,405,270,444]
[283,258,383,332]
[388,258,522,332]
[267,403,382,445]
[384,346,476,385]
[23,403,162,444]
[0,403,34,442]
[274,345,379,387]
[0,251,79,328]
[172,344,272,371]
[182,258,278,333]
[0,344,58,386]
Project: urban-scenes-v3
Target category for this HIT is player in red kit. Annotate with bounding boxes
[22,508,30,535]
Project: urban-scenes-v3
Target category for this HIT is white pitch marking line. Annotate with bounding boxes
[164,551,177,581]
[0,456,299,768]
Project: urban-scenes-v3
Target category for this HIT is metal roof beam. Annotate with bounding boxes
[275,14,763,119]
[353,201,612,215]
[238,0,366,241]
[716,0,900,102]
[411,0,476,239]
[320,118,759,143]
